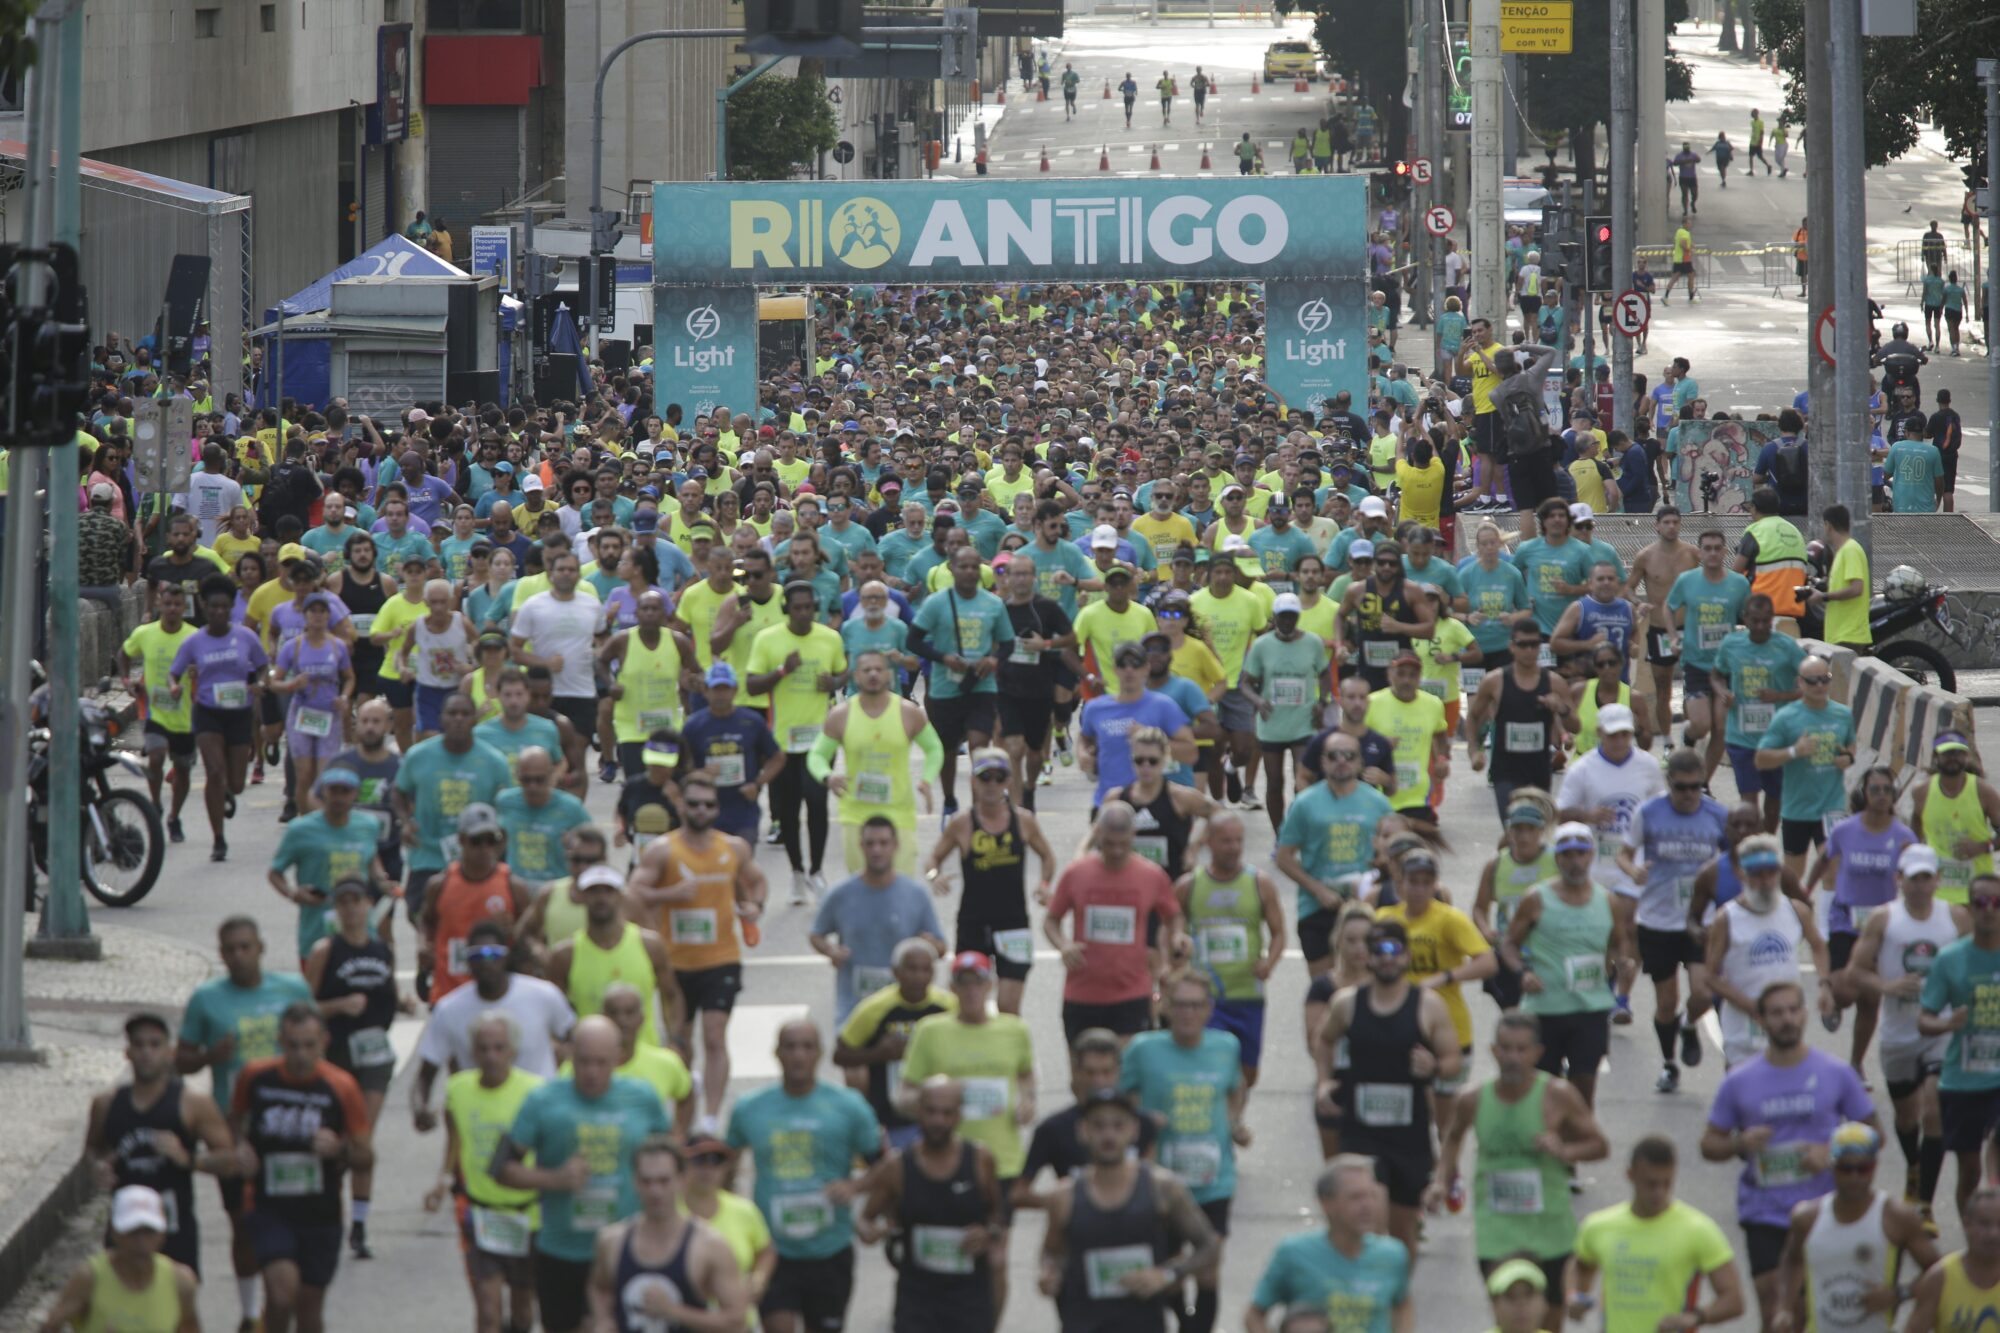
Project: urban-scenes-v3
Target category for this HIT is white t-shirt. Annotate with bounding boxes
[182,472,244,546]
[510,589,603,699]
[415,974,576,1079]
[1555,747,1666,892]
[1444,250,1466,288]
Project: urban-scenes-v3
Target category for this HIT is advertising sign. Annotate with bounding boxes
[651,177,1369,286]
[1499,1,1573,53]
[469,226,512,292]
[375,25,412,144]
[1260,277,1371,418]
[652,286,760,422]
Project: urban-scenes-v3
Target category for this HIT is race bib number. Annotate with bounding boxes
[670,909,718,946]
[1537,645,1557,669]
[1394,764,1419,793]
[573,1180,620,1231]
[213,681,248,709]
[913,1225,975,1275]
[1356,1083,1414,1127]
[1460,667,1487,695]
[351,614,376,634]
[1165,1139,1223,1190]
[992,928,1034,965]
[1673,876,1696,914]
[1363,640,1396,668]
[1132,835,1169,868]
[471,1205,533,1257]
[1848,903,1877,931]
[448,936,469,977]
[1085,905,1138,945]
[772,1190,832,1240]
[854,966,896,996]
[150,686,177,714]
[855,771,894,805]
[1739,702,1775,734]
[638,708,677,732]
[1563,954,1608,993]
[1418,678,1448,700]
[1504,722,1545,754]
[787,724,822,754]
[709,753,747,787]
[264,1153,323,1198]
[347,1027,395,1068]
[1197,922,1251,966]
[1488,1168,1545,1215]
[961,1076,1010,1122]
[1755,1146,1812,1188]
[1010,641,1042,665]
[1966,1032,2000,1074]
[1084,1245,1156,1300]
[1269,677,1308,709]
[294,707,335,738]
[1697,621,1728,652]
[1941,857,1975,892]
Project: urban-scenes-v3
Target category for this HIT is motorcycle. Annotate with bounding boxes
[1796,549,1957,694]
[26,668,166,908]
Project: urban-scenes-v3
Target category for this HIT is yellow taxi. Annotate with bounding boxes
[1263,41,1319,82]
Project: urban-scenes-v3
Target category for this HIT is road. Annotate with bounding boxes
[9,693,1990,1331]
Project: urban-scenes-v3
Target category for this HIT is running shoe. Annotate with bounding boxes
[789,871,810,906]
[940,801,959,832]
[210,840,228,863]
[278,800,297,824]
[250,763,264,785]
[808,871,828,901]
[167,817,184,844]
[1612,993,1634,1026]
[349,1220,372,1260]
[599,760,619,784]
[1822,1007,1843,1033]
[1680,1022,1703,1068]
[1655,1063,1680,1094]
[1236,791,1263,812]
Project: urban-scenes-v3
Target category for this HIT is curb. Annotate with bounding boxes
[0,1121,91,1309]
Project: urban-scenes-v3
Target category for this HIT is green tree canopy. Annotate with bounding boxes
[725,72,839,182]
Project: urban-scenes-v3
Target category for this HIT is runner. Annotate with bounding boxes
[392,693,512,982]
[1364,651,1451,827]
[1503,824,1627,1108]
[1752,654,1857,882]
[1244,1156,1411,1333]
[994,553,1080,805]
[1567,1136,1744,1331]
[835,940,954,1148]
[545,867,679,1048]
[1466,625,1574,819]
[585,1136,748,1333]
[597,589,697,781]
[812,648,942,876]
[924,747,1059,1014]
[1238,594,1330,830]
[1665,528,1750,763]
[1812,764,1918,1070]
[910,545,1013,820]
[747,578,850,900]
[410,920,578,1105]
[1189,551,1270,810]
[1768,1122,1939,1333]
[1917,872,2000,1220]
[1626,507,1702,743]
[1908,731,2000,905]
[420,803,530,1004]
[1711,595,1805,828]
[678,662,785,848]
[1046,800,1182,1043]
[1472,793,1559,1010]
[1097,725,1213,886]
[1276,732,1394,978]
[35,1187,200,1333]
[119,582,197,841]
[1337,542,1435,694]
[1376,844,1495,1132]
[169,574,270,861]
[1175,812,1285,1089]
[1903,1187,2000,1332]
[1704,835,1835,1069]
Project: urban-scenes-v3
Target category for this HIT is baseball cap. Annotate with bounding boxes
[1935,731,1972,754]
[1358,496,1389,518]
[1219,483,1247,500]
[1103,565,1134,582]
[1829,1122,1882,1161]
[89,481,116,501]
[1112,641,1148,668]
[111,1185,169,1235]
[1552,820,1597,853]
[631,511,659,534]
[1076,1087,1143,1121]
[1349,539,1376,561]
[705,662,738,688]
[951,950,995,979]
[521,474,545,492]
[1141,631,1172,652]
[406,408,431,425]
[1596,703,1636,735]
[277,542,309,564]
[1900,844,1941,876]
[971,749,1011,777]
[1506,803,1548,827]
[1486,1258,1548,1296]
[1220,534,1252,555]
[1090,524,1120,549]
[1568,502,1596,524]
[577,865,626,893]
[642,739,679,768]
[1272,592,1303,615]
[456,803,502,839]
[879,476,904,492]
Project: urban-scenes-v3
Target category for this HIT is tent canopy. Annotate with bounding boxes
[265,235,466,322]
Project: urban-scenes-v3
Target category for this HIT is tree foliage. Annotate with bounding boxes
[725,72,839,182]
[1517,0,1694,180]
[1749,0,1997,170]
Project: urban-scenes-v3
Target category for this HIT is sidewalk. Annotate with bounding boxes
[0,922,214,1307]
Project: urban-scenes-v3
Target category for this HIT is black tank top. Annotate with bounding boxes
[1340,984,1431,1148]
[959,804,1028,929]
[340,569,387,669]
[613,1223,701,1333]
[99,1080,197,1262]
[1059,1166,1171,1333]
[1355,577,1414,688]
[317,933,397,1070]
[896,1141,992,1305]
[1489,665,1556,784]
[1110,783,1189,883]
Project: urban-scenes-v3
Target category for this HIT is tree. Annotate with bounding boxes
[1750,0,1996,168]
[1517,0,1694,184]
[724,72,838,181]
[1276,0,1409,160]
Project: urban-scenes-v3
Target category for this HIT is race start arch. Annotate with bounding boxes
[648,177,1372,419]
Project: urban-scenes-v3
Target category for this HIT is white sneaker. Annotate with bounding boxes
[808,871,828,901]
[692,1112,720,1139]
[789,871,810,905]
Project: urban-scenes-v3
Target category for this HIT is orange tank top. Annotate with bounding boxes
[431,864,517,1001]
[659,830,743,972]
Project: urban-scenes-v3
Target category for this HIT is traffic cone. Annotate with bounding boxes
[971,78,981,102]
[1200,144,1212,169]
[1251,74,1260,94]
[1295,76,1308,93]
[1149,144,1161,170]
[1099,145,1110,170]
[1104,79,1112,98]
[1037,83,1047,101]
[1040,145,1051,171]
[997,85,1005,104]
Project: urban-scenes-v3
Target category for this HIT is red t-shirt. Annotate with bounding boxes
[1047,853,1178,1005]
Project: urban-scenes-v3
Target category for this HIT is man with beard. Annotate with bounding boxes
[1704,836,1835,1070]
[1909,732,2000,906]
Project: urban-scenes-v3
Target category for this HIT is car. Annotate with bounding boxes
[1264,41,1318,82]
[1503,179,1553,228]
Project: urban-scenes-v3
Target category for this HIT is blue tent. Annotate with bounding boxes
[547,303,590,397]
[265,234,466,322]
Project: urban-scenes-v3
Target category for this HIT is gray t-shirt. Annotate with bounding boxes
[811,874,943,1023]
[331,745,401,850]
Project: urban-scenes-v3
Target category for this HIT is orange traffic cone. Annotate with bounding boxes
[1103,79,1112,98]
[1037,83,1047,101]
[1099,145,1111,170]
[1040,145,1051,171]
[1251,74,1260,94]
[997,86,1005,104]
[1149,144,1161,170]
[1200,144,1212,169]
[971,78,981,102]
[1295,77,1308,93]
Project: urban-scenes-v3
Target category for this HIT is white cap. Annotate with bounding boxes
[1552,820,1596,851]
[1220,483,1247,500]
[577,865,626,892]
[111,1185,168,1234]
[1272,592,1303,615]
[1568,501,1595,523]
[1900,844,1941,876]
[1349,539,1377,560]
[1596,703,1636,735]
[407,408,431,424]
[1358,496,1389,518]
[1220,534,1252,555]
[1090,524,1120,549]
[1078,435,1098,449]
[521,474,545,492]
[938,354,956,366]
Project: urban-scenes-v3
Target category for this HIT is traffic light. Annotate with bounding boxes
[2,241,89,445]
[1391,159,1410,178]
[744,0,864,59]
[346,200,360,225]
[1584,214,1613,291]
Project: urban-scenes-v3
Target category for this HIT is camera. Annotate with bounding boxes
[1699,469,1722,513]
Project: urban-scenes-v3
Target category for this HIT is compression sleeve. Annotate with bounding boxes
[915,722,945,783]
[806,729,841,784]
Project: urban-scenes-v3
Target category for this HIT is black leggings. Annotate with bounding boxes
[772,751,829,874]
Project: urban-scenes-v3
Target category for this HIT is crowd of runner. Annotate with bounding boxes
[39,277,2000,1333]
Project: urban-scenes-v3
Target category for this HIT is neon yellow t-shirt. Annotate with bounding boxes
[123,621,197,732]
[371,592,429,681]
[1574,1200,1734,1333]
[1188,587,1269,686]
[444,1067,544,1215]
[1072,600,1160,676]
[745,622,847,752]
[1365,687,1449,807]
[1377,900,1490,1046]
[900,1013,1035,1177]
[1415,616,1476,704]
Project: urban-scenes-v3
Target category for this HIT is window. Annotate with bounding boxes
[194,6,219,36]
[426,0,524,31]
[259,3,275,31]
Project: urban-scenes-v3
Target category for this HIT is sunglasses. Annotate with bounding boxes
[1131,755,1163,767]
[1512,640,1541,650]
[974,770,1009,783]
[1671,782,1704,793]
[566,853,603,866]
[1325,750,1359,764]
[1800,675,1832,686]
[1157,609,1187,620]
[464,945,508,962]
[1974,895,2000,911]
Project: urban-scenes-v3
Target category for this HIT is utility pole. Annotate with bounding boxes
[1829,0,1869,557]
[1608,0,1634,435]
[1983,60,1999,511]
[1804,1,1837,525]
[1636,0,1666,243]
[1411,0,1434,335]
[1469,0,1506,329]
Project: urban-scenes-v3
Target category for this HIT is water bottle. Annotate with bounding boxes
[1446,1178,1465,1213]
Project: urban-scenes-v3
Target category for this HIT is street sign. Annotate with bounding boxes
[469,225,513,292]
[131,399,193,494]
[1612,289,1650,338]
[1815,305,1837,367]
[1499,0,1573,54]
[1412,158,1433,184]
[1424,204,1455,237]
[833,140,856,165]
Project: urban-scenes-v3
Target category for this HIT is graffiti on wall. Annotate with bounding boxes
[1915,588,2000,673]
[1668,420,1783,516]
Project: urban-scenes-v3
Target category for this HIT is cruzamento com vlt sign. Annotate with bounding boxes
[650,178,1368,286]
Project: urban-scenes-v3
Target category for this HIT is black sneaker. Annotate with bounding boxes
[210,840,228,863]
[278,800,297,824]
[1680,1023,1703,1068]
[1655,1063,1680,1094]
[167,817,185,844]
[599,760,619,784]
[349,1219,372,1259]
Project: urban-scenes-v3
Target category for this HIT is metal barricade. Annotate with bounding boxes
[1763,243,1795,296]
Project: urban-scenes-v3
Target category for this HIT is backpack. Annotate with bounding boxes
[1771,437,1807,492]
[1493,386,1546,461]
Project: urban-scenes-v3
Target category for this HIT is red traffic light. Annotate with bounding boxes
[1392,160,1409,175]
[1594,223,1612,243]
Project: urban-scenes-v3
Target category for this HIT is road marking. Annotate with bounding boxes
[1700,1008,1723,1052]
[727,1003,813,1080]
[1058,148,1076,156]
[1162,143,1180,151]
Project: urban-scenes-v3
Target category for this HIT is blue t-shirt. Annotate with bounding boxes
[1276,780,1396,919]
[810,875,944,1022]
[506,1075,672,1261]
[912,588,1013,698]
[1885,439,1943,513]
[680,706,781,838]
[1119,1029,1244,1204]
[1251,1230,1410,1333]
[1149,676,1213,788]
[726,1081,882,1260]
[1459,559,1532,652]
[1079,690,1193,805]
[392,736,513,872]
[178,972,315,1108]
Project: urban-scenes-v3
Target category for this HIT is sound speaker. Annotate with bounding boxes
[447,370,500,407]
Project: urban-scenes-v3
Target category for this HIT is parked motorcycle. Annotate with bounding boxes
[26,669,166,908]
[1796,550,1957,693]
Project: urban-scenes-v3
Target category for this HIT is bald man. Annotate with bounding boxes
[1046,800,1184,1044]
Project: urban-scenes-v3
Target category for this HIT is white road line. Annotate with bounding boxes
[1163,143,1180,151]
[1700,1008,1724,1051]
[727,1003,813,1081]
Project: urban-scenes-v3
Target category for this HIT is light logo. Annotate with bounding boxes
[684,305,721,341]
[1295,297,1333,335]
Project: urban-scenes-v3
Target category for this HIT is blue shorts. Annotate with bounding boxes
[1206,998,1266,1069]
[414,682,456,733]
[1727,742,1782,800]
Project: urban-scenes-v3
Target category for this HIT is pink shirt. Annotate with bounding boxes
[1048,852,1178,1005]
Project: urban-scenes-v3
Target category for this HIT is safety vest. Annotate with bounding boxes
[1744,513,1808,619]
